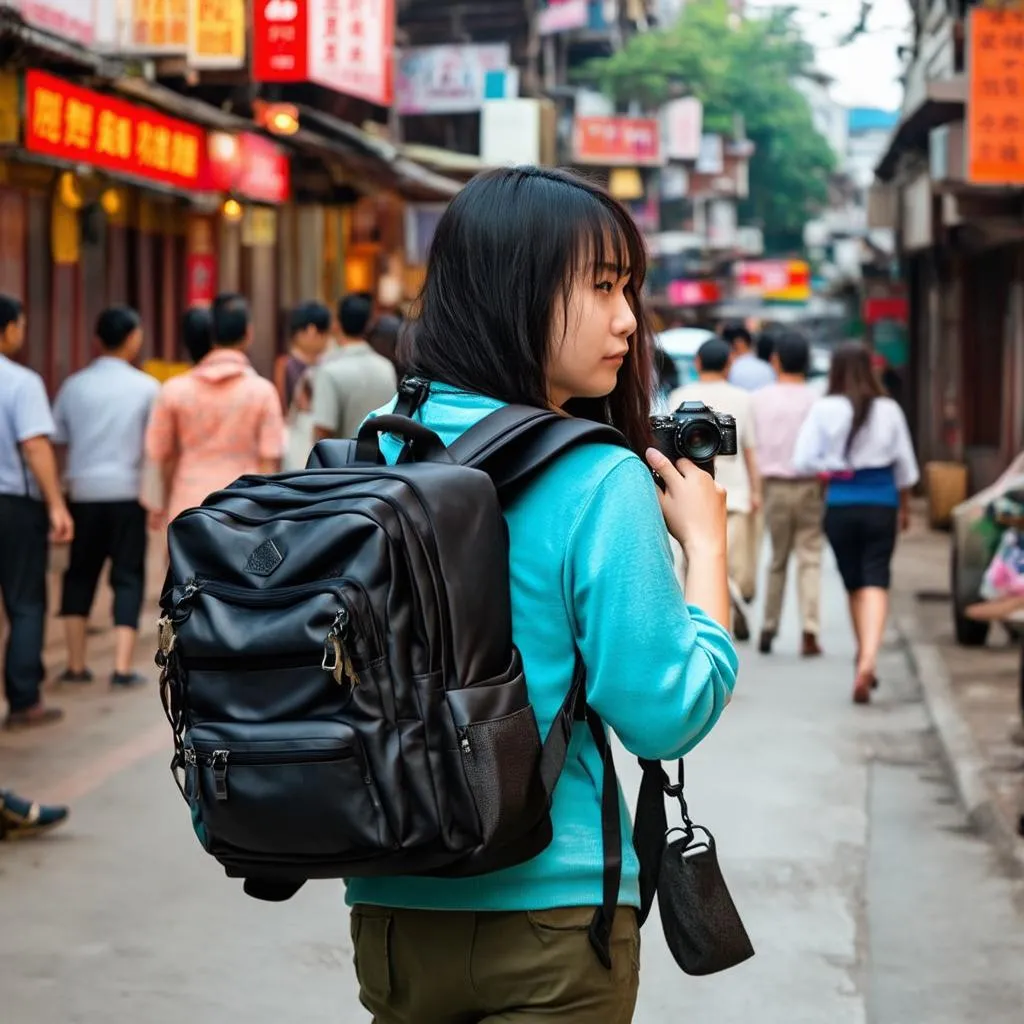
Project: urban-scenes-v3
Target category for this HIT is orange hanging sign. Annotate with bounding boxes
[968,7,1024,184]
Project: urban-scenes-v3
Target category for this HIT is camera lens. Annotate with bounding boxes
[677,421,720,462]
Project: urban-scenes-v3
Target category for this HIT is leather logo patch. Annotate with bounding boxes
[245,539,284,577]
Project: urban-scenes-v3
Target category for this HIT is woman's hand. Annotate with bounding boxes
[645,448,728,557]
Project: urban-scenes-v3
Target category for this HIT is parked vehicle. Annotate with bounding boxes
[950,452,1024,646]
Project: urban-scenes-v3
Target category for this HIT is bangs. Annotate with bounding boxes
[566,190,647,287]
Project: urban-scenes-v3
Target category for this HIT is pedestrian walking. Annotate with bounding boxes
[0,294,73,730]
[366,313,406,376]
[670,337,763,640]
[273,300,332,413]
[280,301,332,470]
[346,166,738,1023]
[311,294,396,443]
[144,293,284,526]
[793,340,920,704]
[725,322,776,392]
[0,788,68,839]
[751,329,824,657]
[51,306,159,689]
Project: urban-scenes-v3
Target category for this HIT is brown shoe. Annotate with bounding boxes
[4,704,64,731]
[801,632,823,658]
[758,631,775,654]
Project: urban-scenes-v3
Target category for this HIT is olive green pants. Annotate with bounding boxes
[350,904,640,1023]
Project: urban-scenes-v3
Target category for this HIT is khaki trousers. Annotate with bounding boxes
[762,478,824,636]
[727,509,762,603]
[351,904,640,1023]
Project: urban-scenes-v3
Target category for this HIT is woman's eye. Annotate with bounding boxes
[596,281,614,294]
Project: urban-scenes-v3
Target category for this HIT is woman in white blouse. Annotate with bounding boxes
[793,342,920,704]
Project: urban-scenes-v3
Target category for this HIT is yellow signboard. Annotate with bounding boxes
[131,0,189,52]
[188,0,246,70]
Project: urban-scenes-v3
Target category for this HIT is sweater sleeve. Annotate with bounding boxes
[564,456,739,761]
[791,401,825,476]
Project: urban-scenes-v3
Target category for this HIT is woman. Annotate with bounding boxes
[348,167,738,1022]
[793,341,920,704]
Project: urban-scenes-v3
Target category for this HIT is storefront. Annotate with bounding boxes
[0,69,213,387]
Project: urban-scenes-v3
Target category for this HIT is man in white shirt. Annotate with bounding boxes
[725,323,776,392]
[52,306,160,689]
[670,338,762,640]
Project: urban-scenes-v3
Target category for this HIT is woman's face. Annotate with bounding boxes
[546,260,637,409]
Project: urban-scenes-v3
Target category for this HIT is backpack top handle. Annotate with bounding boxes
[354,414,454,465]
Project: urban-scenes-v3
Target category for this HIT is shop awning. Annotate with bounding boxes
[875,75,966,182]
[295,106,463,201]
[0,7,121,75]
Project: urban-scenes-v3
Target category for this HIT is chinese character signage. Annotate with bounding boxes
[24,71,207,192]
[206,132,291,204]
[253,0,395,107]
[129,0,189,51]
[3,0,95,46]
[396,45,510,115]
[968,7,1024,184]
[188,0,246,69]
[573,117,664,167]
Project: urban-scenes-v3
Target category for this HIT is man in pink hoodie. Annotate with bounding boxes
[145,293,284,525]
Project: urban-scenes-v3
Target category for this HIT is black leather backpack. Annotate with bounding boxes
[156,390,631,955]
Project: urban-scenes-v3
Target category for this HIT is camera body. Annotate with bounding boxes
[650,401,739,477]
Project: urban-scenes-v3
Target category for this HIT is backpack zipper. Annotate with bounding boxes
[186,745,362,802]
[175,577,381,679]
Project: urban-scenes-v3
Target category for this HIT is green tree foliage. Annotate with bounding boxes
[583,0,837,252]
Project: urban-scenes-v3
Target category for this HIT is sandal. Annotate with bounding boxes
[0,790,69,839]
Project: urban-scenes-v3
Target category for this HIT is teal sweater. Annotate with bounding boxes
[345,386,739,912]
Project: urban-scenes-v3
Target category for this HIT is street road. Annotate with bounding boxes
[2,551,1023,1023]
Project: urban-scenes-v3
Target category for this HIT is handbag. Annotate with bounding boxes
[633,759,755,976]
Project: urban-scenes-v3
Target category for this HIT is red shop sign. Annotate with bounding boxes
[24,70,207,192]
[207,132,291,204]
[573,116,663,167]
[863,296,908,325]
[668,279,721,307]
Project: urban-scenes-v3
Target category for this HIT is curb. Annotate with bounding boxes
[893,603,1024,877]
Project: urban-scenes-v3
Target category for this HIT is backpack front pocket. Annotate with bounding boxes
[187,721,394,858]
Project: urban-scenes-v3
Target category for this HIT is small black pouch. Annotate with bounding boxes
[635,759,754,977]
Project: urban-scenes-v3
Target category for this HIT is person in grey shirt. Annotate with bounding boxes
[312,294,397,442]
[725,323,776,392]
[52,306,159,690]
[0,294,74,730]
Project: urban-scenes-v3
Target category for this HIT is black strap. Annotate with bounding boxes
[584,702,622,970]
[452,406,629,497]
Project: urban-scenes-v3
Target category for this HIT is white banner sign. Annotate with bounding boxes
[397,44,510,115]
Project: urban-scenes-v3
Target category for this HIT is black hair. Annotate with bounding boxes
[404,166,653,456]
[697,338,732,373]
[828,340,885,456]
[0,293,24,333]
[290,301,332,337]
[722,322,752,349]
[367,313,404,370]
[95,305,142,352]
[773,330,810,375]
[338,294,373,338]
[653,345,679,394]
[181,307,213,364]
[211,292,250,347]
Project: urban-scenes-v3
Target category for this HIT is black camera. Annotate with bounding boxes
[650,401,739,477]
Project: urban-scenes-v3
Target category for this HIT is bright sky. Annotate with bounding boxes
[750,0,913,112]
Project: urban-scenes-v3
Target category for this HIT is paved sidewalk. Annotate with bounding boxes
[890,505,1024,867]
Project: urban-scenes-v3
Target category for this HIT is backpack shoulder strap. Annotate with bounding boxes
[450,405,630,497]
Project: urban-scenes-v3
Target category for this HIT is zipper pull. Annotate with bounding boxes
[459,729,472,757]
[322,608,355,686]
[211,750,230,801]
[184,748,197,767]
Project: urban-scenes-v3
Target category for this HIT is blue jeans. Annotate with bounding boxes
[0,495,48,712]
